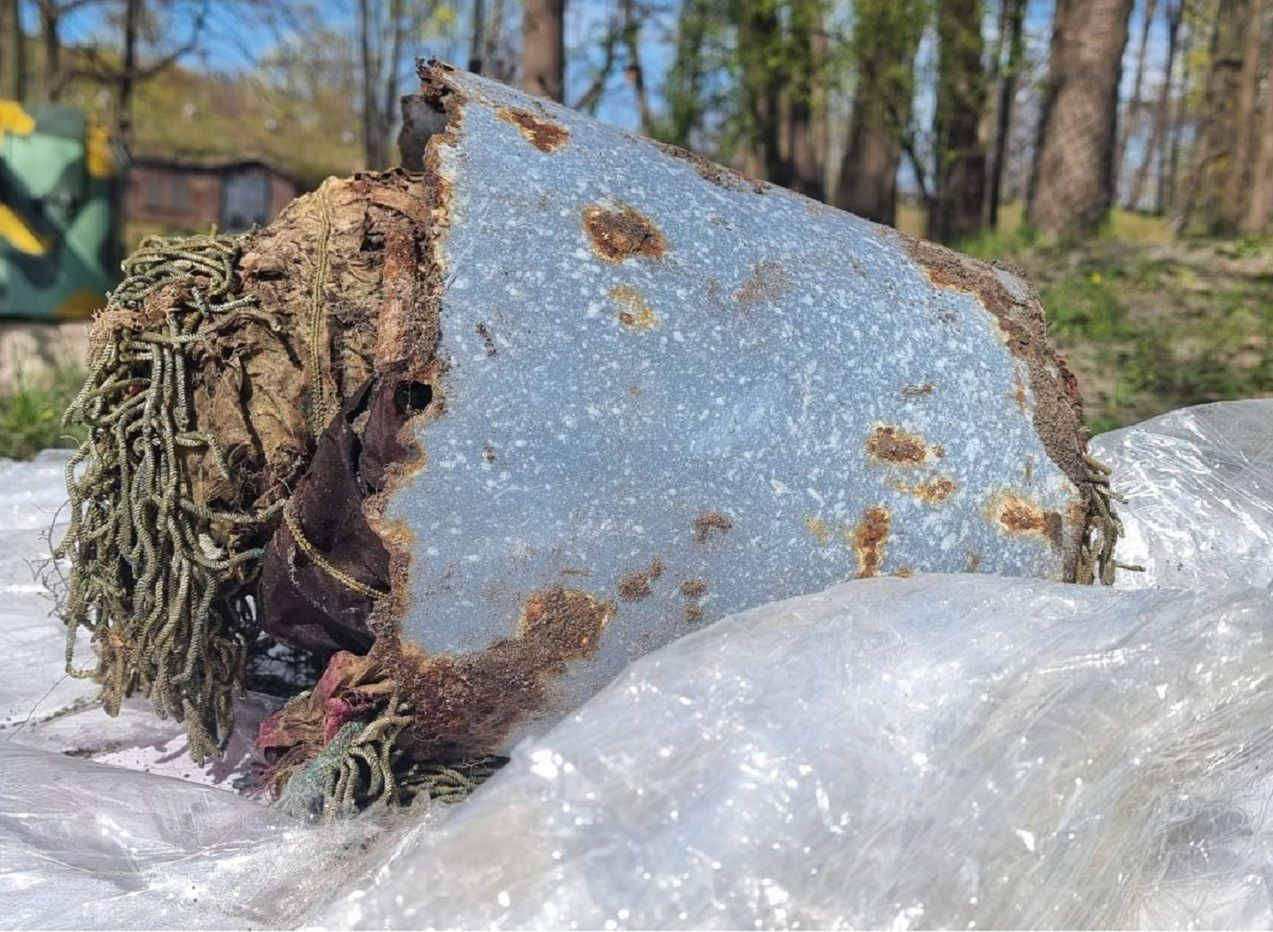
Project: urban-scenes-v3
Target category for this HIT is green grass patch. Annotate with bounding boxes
[0,367,87,461]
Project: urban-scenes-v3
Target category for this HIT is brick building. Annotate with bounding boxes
[126,154,298,233]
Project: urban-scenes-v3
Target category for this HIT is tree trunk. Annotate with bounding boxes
[36,1,63,101]
[1175,0,1247,232]
[522,0,565,102]
[469,0,488,73]
[1128,0,1182,210]
[735,0,784,183]
[1115,0,1158,190]
[779,0,824,198]
[1027,0,1135,239]
[988,0,1026,229]
[0,0,27,101]
[1221,0,1264,228]
[835,0,925,224]
[115,0,141,149]
[621,0,655,135]
[1244,0,1273,230]
[664,0,709,148]
[927,0,987,244]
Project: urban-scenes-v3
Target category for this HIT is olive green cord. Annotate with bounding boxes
[1077,453,1143,586]
[56,232,283,763]
[304,691,500,818]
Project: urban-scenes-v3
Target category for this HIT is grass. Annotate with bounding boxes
[0,367,87,460]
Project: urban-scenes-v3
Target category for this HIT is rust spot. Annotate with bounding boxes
[1023,455,1035,484]
[684,604,705,623]
[734,259,793,309]
[893,567,915,578]
[618,557,664,601]
[966,550,983,572]
[1014,371,1028,412]
[680,579,708,599]
[482,441,496,464]
[851,506,890,579]
[890,476,957,503]
[476,323,497,356]
[583,204,667,262]
[609,285,660,330]
[497,106,569,152]
[693,511,733,542]
[866,424,931,466]
[804,516,831,545]
[901,382,935,398]
[987,492,1063,548]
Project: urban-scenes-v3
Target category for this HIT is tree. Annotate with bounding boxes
[1174,0,1246,232]
[522,0,564,101]
[927,0,986,243]
[1116,0,1159,186]
[987,0,1025,229]
[0,0,27,100]
[1027,0,1135,238]
[835,0,926,223]
[1127,0,1183,210]
[1244,0,1273,230]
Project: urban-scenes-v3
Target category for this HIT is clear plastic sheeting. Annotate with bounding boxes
[0,744,380,929]
[1092,398,1273,592]
[322,578,1273,930]
[0,398,1270,930]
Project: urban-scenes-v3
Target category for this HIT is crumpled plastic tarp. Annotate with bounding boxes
[2,399,1272,929]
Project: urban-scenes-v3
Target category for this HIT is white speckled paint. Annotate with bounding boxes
[386,67,1084,749]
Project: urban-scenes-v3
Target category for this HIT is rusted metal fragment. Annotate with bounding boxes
[497,106,570,152]
[851,506,891,579]
[582,203,667,262]
[373,62,1106,756]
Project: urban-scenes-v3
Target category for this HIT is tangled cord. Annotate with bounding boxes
[1077,453,1143,585]
[57,232,283,763]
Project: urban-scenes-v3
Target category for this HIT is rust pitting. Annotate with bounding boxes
[891,476,957,504]
[901,382,935,398]
[618,557,664,601]
[582,203,667,262]
[693,511,733,542]
[987,491,1063,548]
[609,285,660,330]
[383,586,616,760]
[866,424,931,466]
[497,106,570,152]
[475,322,497,356]
[851,506,891,579]
[680,579,708,599]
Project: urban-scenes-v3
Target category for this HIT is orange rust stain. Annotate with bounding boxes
[987,492,1063,548]
[850,506,891,579]
[890,476,957,504]
[582,204,667,262]
[893,567,915,578]
[805,516,832,545]
[683,604,705,623]
[866,424,931,466]
[519,586,615,649]
[497,107,570,152]
[693,511,733,542]
[618,557,664,601]
[609,285,660,330]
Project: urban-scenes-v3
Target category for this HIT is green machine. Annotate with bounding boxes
[0,100,122,320]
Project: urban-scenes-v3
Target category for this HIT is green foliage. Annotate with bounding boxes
[0,366,87,461]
